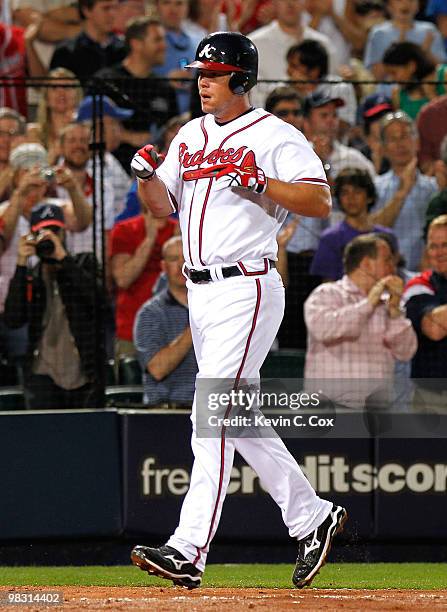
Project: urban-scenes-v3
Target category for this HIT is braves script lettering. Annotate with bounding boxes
[178,143,248,168]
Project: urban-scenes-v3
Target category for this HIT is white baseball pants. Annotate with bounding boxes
[167,267,331,571]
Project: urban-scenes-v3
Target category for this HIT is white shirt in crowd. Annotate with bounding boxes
[249,19,338,108]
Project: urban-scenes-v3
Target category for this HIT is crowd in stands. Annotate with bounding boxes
[1,0,447,412]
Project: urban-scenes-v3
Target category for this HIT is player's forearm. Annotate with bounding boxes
[266,180,331,218]
[137,176,174,218]
[148,327,193,381]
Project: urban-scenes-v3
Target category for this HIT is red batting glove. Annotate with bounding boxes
[214,151,268,194]
[218,163,267,194]
[131,145,162,181]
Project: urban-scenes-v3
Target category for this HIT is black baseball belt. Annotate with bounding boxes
[184,260,276,284]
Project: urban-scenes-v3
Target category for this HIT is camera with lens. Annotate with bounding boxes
[39,168,56,182]
[34,231,55,258]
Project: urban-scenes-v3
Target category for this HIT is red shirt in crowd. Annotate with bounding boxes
[417,94,447,170]
[0,24,27,118]
[110,214,178,341]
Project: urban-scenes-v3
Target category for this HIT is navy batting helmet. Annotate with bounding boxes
[185,31,258,95]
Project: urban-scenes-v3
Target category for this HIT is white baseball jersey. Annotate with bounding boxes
[157,108,328,268]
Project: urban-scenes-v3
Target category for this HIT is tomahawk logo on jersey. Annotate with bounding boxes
[183,150,266,193]
[157,108,329,268]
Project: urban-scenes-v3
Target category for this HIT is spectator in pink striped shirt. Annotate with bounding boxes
[304,233,417,410]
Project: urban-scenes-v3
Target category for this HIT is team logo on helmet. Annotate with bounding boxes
[198,44,215,59]
[186,32,258,92]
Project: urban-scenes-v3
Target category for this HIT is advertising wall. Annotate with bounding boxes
[0,411,122,539]
[122,412,447,542]
[0,410,445,542]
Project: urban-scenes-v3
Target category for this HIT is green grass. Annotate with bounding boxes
[0,564,445,590]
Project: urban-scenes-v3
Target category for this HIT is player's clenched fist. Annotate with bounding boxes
[216,152,267,195]
[131,145,162,181]
[228,164,267,195]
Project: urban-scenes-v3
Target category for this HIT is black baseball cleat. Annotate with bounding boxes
[131,544,202,589]
[292,504,347,589]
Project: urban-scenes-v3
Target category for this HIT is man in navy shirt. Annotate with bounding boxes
[133,235,197,407]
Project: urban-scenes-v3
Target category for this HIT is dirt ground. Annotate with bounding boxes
[1,586,447,611]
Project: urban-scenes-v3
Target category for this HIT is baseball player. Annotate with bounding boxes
[130,32,347,589]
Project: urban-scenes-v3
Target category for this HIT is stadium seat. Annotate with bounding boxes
[105,385,144,407]
[118,356,142,385]
[105,360,117,386]
[0,387,26,410]
[261,349,306,379]
[0,359,19,387]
